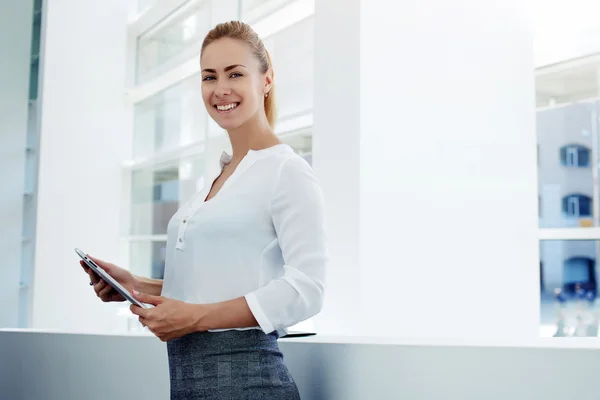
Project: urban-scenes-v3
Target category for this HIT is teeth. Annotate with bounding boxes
[217,103,237,111]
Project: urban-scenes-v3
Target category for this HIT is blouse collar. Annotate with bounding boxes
[219,143,292,169]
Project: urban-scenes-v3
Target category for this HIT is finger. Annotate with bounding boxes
[130,304,150,318]
[98,283,113,299]
[80,261,97,283]
[139,317,157,333]
[87,269,100,285]
[80,260,90,273]
[88,255,111,271]
[93,280,106,295]
[80,259,97,274]
[132,290,164,306]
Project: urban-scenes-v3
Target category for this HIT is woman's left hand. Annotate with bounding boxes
[129,290,206,342]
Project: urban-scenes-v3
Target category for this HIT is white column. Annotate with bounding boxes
[312,0,362,334]
[32,0,131,333]
[314,0,539,338]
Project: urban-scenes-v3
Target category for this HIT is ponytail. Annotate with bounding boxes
[264,49,277,128]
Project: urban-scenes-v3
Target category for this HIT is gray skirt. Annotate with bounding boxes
[166,329,301,400]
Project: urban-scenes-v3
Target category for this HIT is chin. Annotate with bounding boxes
[212,109,251,130]
[215,118,244,130]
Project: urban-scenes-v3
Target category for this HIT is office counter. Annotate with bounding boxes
[1,329,600,400]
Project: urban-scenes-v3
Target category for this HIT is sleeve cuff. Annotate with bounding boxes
[244,292,276,334]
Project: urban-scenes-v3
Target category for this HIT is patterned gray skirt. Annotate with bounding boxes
[166,329,301,400]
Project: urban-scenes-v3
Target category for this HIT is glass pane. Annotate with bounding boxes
[130,156,205,235]
[133,74,206,159]
[130,241,167,279]
[537,100,600,228]
[136,2,210,83]
[264,17,314,120]
[282,132,312,165]
[540,240,600,337]
[241,0,295,23]
[137,0,157,13]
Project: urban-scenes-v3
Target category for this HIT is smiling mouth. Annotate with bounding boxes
[214,102,240,114]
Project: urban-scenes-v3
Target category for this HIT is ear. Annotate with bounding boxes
[264,68,274,95]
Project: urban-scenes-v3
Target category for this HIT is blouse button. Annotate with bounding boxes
[183,219,187,223]
[178,238,183,243]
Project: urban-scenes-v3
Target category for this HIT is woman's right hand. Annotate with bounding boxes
[80,255,137,303]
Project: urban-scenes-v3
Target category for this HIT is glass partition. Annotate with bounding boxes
[136,2,210,83]
[133,74,206,159]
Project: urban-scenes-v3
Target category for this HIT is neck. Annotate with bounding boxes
[226,114,281,162]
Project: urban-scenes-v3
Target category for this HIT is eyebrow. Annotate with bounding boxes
[201,64,246,73]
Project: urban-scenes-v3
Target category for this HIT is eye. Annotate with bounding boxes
[230,72,243,78]
[202,75,215,81]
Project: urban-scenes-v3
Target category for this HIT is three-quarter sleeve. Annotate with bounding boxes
[244,156,329,334]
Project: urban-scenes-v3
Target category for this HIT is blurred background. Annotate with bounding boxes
[4,0,600,339]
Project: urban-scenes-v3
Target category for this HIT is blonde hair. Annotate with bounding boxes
[201,21,277,128]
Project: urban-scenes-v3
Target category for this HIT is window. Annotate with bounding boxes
[136,0,157,14]
[130,156,205,236]
[563,256,596,294]
[130,240,168,279]
[282,131,312,164]
[537,102,597,229]
[540,261,544,292]
[540,241,599,337]
[136,2,210,83]
[133,74,205,159]
[562,194,591,217]
[18,0,44,328]
[262,16,314,121]
[560,145,590,168]
[241,0,298,24]
[124,0,317,334]
[536,50,600,337]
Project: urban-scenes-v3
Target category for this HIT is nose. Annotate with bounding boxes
[214,80,232,98]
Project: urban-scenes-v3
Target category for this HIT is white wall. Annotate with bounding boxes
[314,0,539,338]
[32,0,131,332]
[362,0,538,338]
[534,0,600,66]
[0,0,34,328]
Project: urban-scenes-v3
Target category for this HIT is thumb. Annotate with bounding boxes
[132,290,163,306]
[88,255,111,271]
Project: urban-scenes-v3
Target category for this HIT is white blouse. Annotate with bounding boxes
[161,144,329,336]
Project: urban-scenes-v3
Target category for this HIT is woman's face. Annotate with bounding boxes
[200,38,272,130]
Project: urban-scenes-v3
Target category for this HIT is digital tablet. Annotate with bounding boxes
[75,248,148,309]
[282,331,317,338]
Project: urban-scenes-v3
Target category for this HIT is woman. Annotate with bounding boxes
[81,20,328,399]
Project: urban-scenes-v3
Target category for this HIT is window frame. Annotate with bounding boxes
[536,60,600,337]
[562,194,592,218]
[560,144,591,168]
[121,0,317,333]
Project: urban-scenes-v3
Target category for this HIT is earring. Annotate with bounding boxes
[264,92,269,98]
